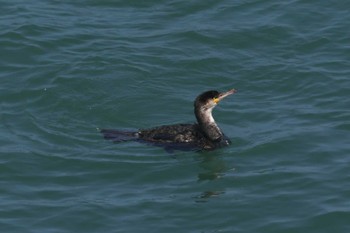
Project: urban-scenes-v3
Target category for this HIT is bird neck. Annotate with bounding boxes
[195,107,223,141]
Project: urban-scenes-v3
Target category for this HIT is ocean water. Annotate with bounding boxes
[1,0,350,232]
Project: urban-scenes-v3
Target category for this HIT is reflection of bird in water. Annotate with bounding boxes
[100,89,236,151]
[198,191,225,199]
[195,191,226,203]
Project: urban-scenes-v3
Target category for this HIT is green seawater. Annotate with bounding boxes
[1,0,350,232]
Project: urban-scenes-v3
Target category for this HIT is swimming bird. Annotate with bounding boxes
[100,89,236,151]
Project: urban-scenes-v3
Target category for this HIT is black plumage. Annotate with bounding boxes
[101,89,236,151]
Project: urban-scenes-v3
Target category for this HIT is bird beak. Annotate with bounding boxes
[214,89,236,103]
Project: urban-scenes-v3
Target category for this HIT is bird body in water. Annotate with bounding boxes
[101,89,236,151]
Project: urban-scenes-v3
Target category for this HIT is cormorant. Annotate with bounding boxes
[100,89,236,151]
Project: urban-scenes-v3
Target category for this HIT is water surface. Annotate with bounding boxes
[1,0,350,232]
